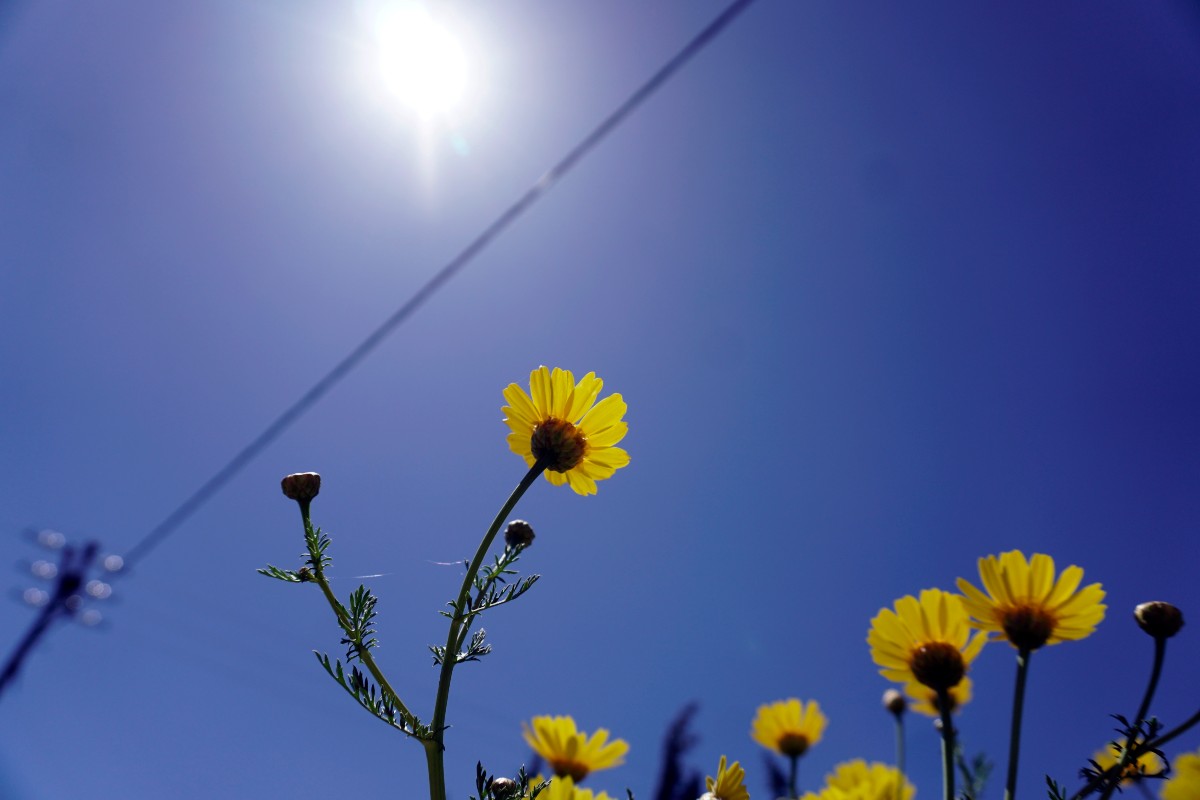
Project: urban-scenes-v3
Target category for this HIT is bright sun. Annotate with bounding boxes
[373,3,468,117]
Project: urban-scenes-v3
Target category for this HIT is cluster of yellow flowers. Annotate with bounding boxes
[505,376,1199,800]
[868,551,1106,710]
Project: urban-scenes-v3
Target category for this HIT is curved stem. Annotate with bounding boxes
[938,690,956,800]
[427,463,545,800]
[1132,637,1167,732]
[1098,637,1168,800]
[1004,648,1032,800]
[303,511,417,725]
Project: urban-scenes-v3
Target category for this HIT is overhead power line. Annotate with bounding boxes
[0,0,758,698]
[119,0,757,569]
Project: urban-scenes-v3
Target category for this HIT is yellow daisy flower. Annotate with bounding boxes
[702,755,750,800]
[535,776,615,800]
[903,676,972,718]
[1089,743,1166,787]
[956,551,1106,651]
[868,588,986,693]
[824,760,915,800]
[522,715,628,782]
[503,366,630,496]
[1163,750,1200,800]
[751,698,828,757]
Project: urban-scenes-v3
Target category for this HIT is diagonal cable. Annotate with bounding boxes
[119,0,757,569]
[1,0,758,702]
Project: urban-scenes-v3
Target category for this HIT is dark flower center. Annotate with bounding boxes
[1001,605,1056,651]
[910,642,966,692]
[549,758,590,783]
[776,733,810,758]
[531,418,587,472]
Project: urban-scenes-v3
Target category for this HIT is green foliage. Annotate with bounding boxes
[467,546,541,617]
[303,522,332,573]
[430,627,492,666]
[256,564,304,582]
[257,521,332,583]
[956,749,992,800]
[432,543,539,669]
[341,585,380,663]
[1046,775,1068,800]
[442,545,540,624]
[314,652,429,739]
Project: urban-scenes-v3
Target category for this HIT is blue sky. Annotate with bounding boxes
[2,1,1199,798]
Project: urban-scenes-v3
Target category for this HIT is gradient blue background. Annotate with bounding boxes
[2,1,1199,798]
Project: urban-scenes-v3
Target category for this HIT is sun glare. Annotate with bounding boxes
[372,3,468,117]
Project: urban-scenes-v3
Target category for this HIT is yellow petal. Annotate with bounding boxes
[567,372,602,423]
[585,421,628,448]
[587,446,630,470]
[502,384,540,425]
[550,367,576,419]
[1046,565,1085,609]
[566,470,597,495]
[530,366,553,416]
[579,394,627,435]
[1029,553,1055,601]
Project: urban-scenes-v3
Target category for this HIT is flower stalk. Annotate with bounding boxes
[938,689,956,800]
[1097,627,1169,800]
[299,505,418,728]
[892,707,906,800]
[1003,647,1031,800]
[425,461,546,800]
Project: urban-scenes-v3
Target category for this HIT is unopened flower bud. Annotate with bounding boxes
[1135,601,1184,639]
[297,567,314,583]
[281,472,321,503]
[488,777,519,799]
[883,689,906,716]
[504,520,536,549]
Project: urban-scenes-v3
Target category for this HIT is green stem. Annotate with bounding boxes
[894,710,906,800]
[423,739,445,800]
[303,512,418,725]
[427,462,545,800]
[788,754,799,799]
[1133,637,1167,733]
[1098,637,1168,800]
[1004,648,1032,800]
[938,689,956,800]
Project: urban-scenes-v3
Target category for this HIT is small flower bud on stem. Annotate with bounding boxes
[504,520,536,549]
[281,472,321,522]
[488,777,519,799]
[1135,601,1184,639]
